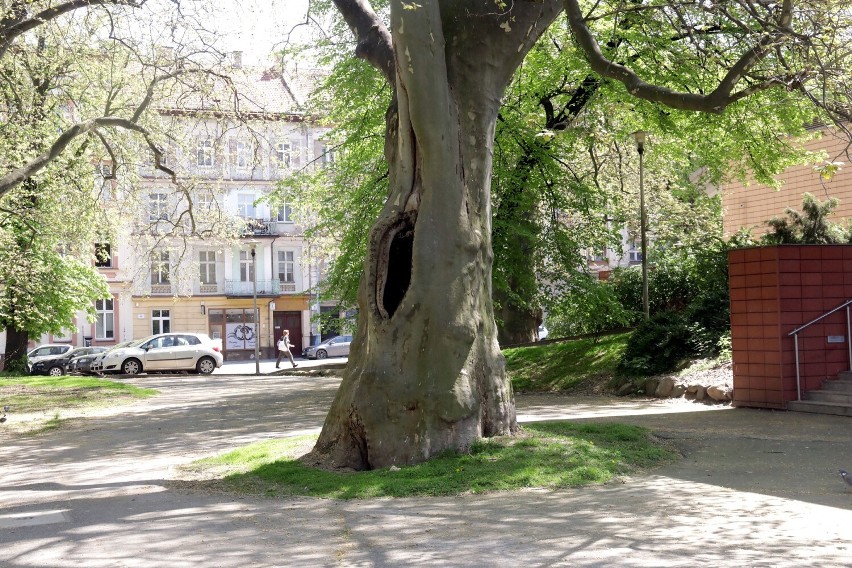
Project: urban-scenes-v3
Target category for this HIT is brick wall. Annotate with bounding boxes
[722,126,852,237]
[729,245,852,409]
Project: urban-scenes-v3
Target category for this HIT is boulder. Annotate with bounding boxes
[644,378,660,396]
[671,384,687,398]
[616,382,635,396]
[655,377,675,398]
[686,383,701,394]
[707,385,732,401]
[694,386,706,401]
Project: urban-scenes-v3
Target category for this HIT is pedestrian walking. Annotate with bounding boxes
[276,330,297,369]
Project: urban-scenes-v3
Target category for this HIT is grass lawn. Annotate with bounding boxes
[180,421,676,499]
[504,332,629,392]
[0,374,157,414]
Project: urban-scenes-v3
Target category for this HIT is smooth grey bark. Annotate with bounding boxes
[309,0,562,470]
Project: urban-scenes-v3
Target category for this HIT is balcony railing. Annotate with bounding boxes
[193,281,223,295]
[241,217,299,237]
[150,283,172,295]
[224,279,298,296]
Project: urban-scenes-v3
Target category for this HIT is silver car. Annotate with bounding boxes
[95,333,224,375]
[27,344,72,372]
[303,335,352,359]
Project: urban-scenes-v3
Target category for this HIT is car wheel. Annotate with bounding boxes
[48,366,64,377]
[196,357,216,375]
[316,349,328,359]
[121,358,142,375]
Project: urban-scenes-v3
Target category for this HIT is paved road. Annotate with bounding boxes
[2,374,851,567]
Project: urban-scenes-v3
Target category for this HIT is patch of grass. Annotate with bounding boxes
[0,374,157,413]
[181,422,676,499]
[504,333,630,392]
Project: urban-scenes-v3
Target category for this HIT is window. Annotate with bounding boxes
[278,250,295,283]
[628,242,643,263]
[320,144,336,165]
[197,192,215,211]
[229,138,251,168]
[239,250,255,282]
[148,193,169,221]
[196,138,214,167]
[276,202,293,223]
[152,309,170,334]
[151,251,170,284]
[237,193,256,218]
[94,243,112,268]
[95,298,114,339]
[199,250,217,284]
[276,142,291,167]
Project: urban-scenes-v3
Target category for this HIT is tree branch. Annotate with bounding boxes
[564,0,796,113]
[331,0,395,85]
[0,0,145,59]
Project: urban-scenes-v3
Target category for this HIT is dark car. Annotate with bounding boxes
[67,347,110,375]
[30,347,108,376]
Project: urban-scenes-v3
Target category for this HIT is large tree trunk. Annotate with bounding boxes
[4,324,29,373]
[309,0,561,470]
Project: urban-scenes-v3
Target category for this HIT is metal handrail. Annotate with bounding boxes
[787,299,852,401]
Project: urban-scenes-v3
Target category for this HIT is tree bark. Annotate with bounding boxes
[309,0,562,470]
[4,324,29,373]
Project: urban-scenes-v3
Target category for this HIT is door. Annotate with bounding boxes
[141,335,177,370]
[273,311,303,356]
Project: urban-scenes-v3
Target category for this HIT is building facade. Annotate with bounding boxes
[27,61,335,361]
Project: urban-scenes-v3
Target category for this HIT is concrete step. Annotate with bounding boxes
[821,379,852,392]
[806,390,852,404]
[837,371,852,381]
[787,400,852,417]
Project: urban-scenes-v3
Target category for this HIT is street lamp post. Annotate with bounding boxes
[633,130,649,320]
[248,240,261,375]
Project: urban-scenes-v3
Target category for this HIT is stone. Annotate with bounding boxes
[644,378,660,396]
[671,384,687,398]
[695,386,706,401]
[707,385,731,402]
[616,382,635,396]
[655,377,675,398]
[686,383,701,394]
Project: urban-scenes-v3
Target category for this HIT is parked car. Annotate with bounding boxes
[537,325,549,341]
[94,333,223,375]
[85,341,133,375]
[30,346,109,376]
[303,335,353,359]
[27,344,72,372]
[66,347,111,375]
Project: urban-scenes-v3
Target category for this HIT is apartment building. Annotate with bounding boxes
[63,61,334,361]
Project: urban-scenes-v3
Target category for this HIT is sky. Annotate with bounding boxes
[208,0,314,65]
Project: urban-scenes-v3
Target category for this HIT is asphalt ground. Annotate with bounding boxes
[1,372,851,567]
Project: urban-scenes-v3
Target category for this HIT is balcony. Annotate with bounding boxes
[241,218,299,237]
[224,279,298,297]
[193,281,224,295]
[150,283,172,295]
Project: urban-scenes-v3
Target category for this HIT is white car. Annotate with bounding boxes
[93,333,223,375]
[27,344,72,372]
[303,335,352,359]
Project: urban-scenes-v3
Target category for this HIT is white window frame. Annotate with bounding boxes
[151,251,170,284]
[237,193,256,218]
[276,202,293,223]
[148,193,169,221]
[152,309,171,335]
[199,250,217,284]
[239,250,255,282]
[276,142,291,168]
[95,298,115,339]
[230,138,251,168]
[277,250,295,283]
[197,192,215,212]
[628,242,643,263]
[196,138,214,167]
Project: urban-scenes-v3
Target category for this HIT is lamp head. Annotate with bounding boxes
[633,130,647,154]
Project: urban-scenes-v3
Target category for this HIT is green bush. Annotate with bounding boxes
[617,312,693,376]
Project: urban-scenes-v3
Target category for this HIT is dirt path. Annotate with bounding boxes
[2,374,851,567]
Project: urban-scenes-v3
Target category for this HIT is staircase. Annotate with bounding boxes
[787,371,852,416]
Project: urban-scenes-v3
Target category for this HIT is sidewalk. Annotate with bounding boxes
[216,356,347,375]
